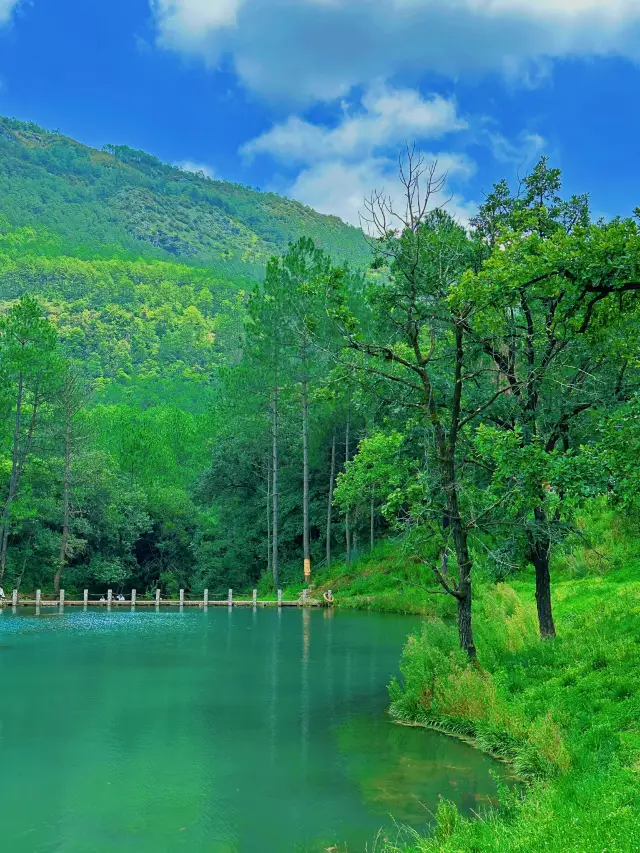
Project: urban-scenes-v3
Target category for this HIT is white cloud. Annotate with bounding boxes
[242,84,466,163]
[149,0,640,100]
[152,0,241,48]
[0,0,20,25]
[175,160,216,179]
[485,130,547,166]
[290,154,477,227]
[453,0,635,19]
[243,83,477,226]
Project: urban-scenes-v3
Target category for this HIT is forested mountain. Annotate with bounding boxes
[0,116,368,283]
[0,118,370,599]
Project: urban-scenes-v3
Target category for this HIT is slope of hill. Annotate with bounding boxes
[0,116,372,599]
[0,116,369,283]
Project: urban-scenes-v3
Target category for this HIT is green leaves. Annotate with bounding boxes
[334,431,409,516]
[0,295,60,385]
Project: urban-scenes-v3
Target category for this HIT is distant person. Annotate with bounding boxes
[99,596,105,602]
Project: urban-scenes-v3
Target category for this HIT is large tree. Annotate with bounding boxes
[323,155,492,658]
[0,297,60,582]
[455,158,640,637]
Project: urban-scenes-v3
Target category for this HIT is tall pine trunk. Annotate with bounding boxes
[326,430,336,568]
[370,492,375,552]
[302,374,310,581]
[54,396,72,595]
[344,409,351,568]
[0,373,24,582]
[271,380,279,589]
[266,456,272,579]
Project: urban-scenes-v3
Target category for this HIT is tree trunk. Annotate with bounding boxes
[457,581,475,659]
[529,508,556,638]
[326,430,336,568]
[271,381,279,589]
[440,325,477,659]
[532,544,556,639]
[345,514,351,567]
[16,536,31,592]
[370,492,375,552]
[429,361,477,660]
[0,372,24,582]
[344,409,351,568]
[444,455,477,660]
[302,374,310,581]
[54,398,72,596]
[266,456,272,579]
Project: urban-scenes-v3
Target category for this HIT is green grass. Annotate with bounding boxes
[304,519,640,852]
[289,540,457,616]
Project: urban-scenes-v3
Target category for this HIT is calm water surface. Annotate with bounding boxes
[0,606,503,852]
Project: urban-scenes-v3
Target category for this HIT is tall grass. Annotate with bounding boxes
[381,551,640,849]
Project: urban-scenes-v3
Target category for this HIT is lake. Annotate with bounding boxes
[0,606,503,852]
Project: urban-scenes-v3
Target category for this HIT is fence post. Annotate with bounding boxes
[278,589,283,607]
[179,589,185,606]
[83,589,89,606]
[36,589,41,606]
[60,589,65,607]
[155,588,161,606]
[12,589,17,606]
[228,589,233,606]
[252,589,257,607]
[203,589,209,607]
[131,589,136,606]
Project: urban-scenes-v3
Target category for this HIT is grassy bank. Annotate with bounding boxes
[301,517,640,852]
[284,540,458,616]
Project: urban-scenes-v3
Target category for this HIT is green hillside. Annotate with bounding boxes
[0,116,369,283]
[0,118,370,601]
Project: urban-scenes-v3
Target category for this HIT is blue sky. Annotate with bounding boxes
[0,0,639,224]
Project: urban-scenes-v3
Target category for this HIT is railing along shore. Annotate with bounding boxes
[1,588,320,608]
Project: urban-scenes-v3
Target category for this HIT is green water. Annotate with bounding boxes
[0,606,504,852]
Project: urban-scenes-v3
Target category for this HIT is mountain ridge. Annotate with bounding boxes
[0,115,369,283]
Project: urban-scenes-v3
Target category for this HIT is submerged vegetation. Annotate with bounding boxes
[0,119,638,850]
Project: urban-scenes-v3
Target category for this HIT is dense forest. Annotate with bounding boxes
[0,116,369,281]
[0,125,638,656]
